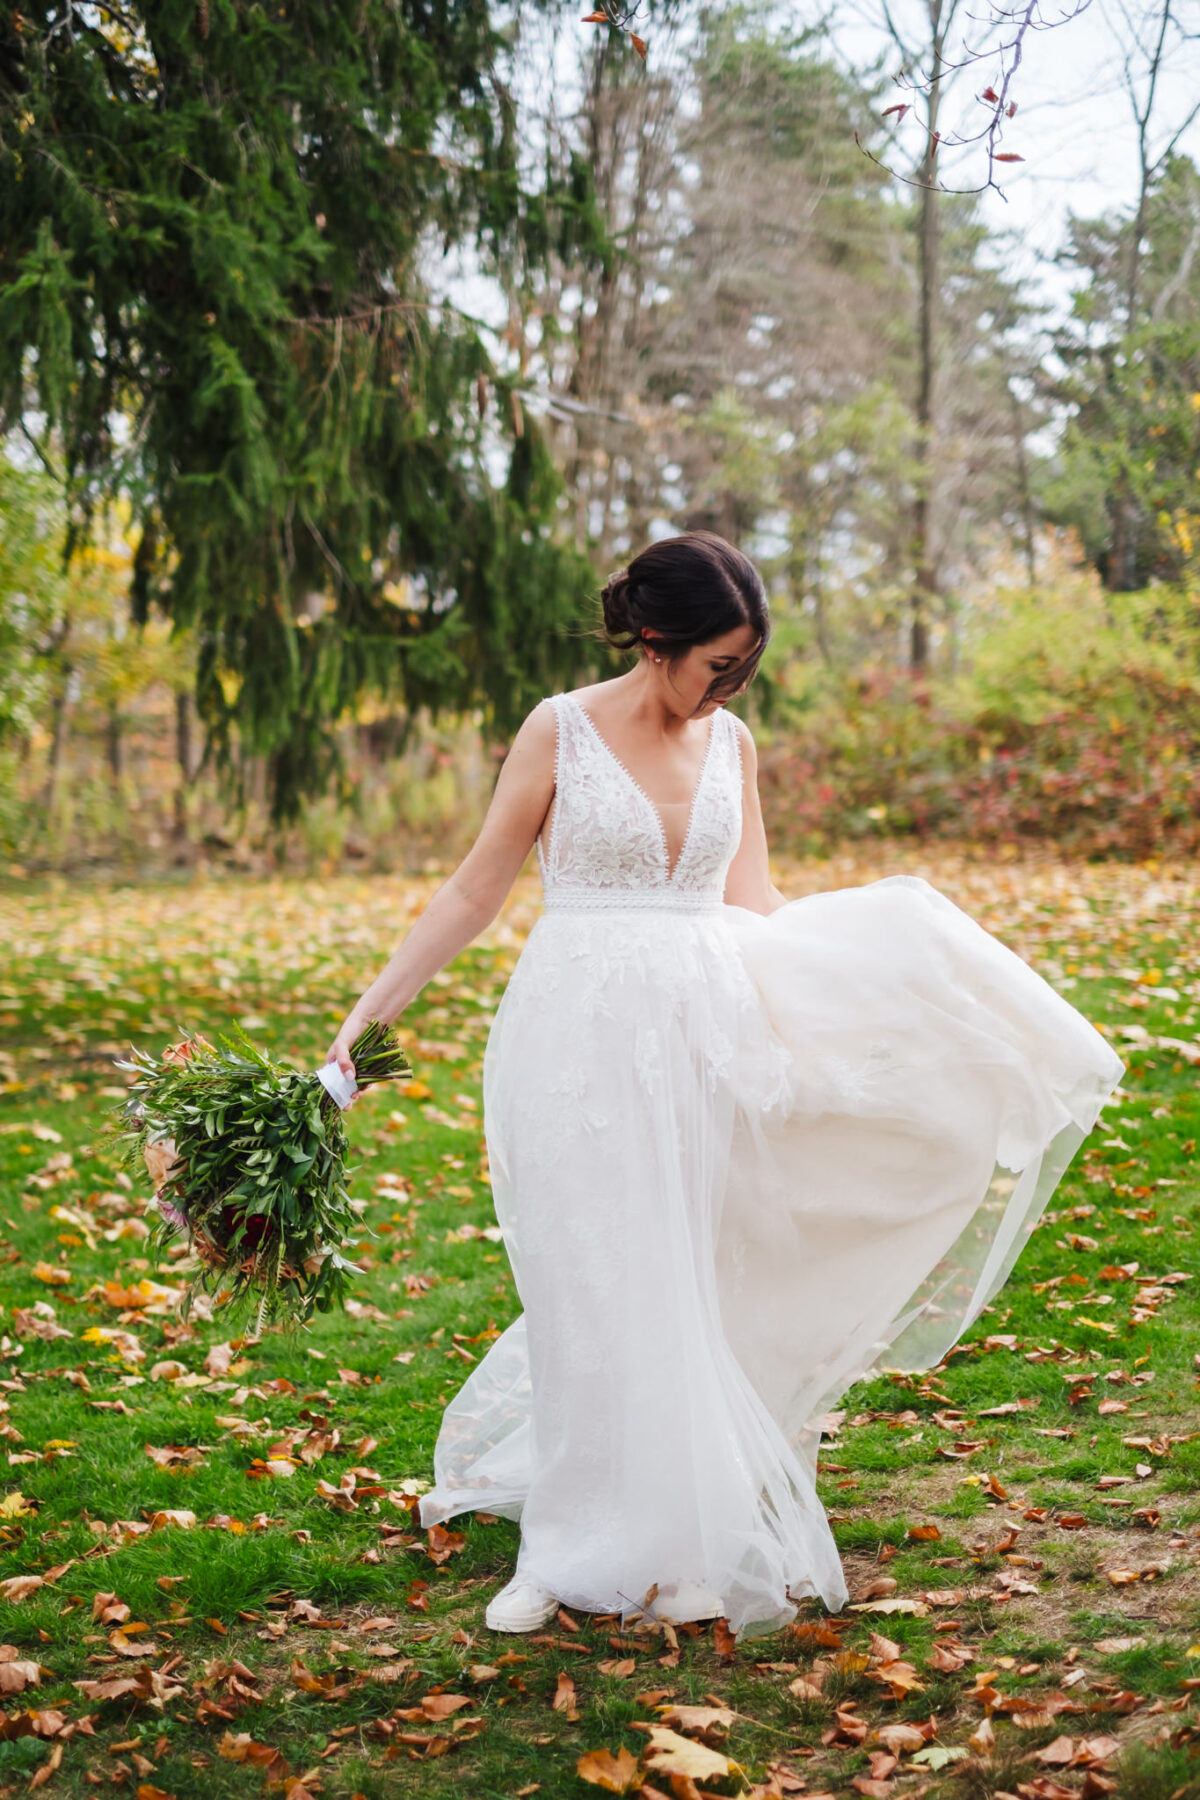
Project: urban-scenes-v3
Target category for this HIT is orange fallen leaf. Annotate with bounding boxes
[33,1263,71,1288]
[552,1671,579,1721]
[575,1746,641,1792]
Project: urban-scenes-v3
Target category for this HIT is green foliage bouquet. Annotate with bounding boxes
[110,1021,411,1328]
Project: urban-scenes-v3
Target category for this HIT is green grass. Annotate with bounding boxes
[0,852,1198,1798]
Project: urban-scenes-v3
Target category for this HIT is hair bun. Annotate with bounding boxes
[600,568,640,646]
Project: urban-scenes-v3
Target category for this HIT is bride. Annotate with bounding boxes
[326,530,1123,1639]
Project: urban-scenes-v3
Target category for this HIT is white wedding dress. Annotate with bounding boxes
[419,692,1124,1635]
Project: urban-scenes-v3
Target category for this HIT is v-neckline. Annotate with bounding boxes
[568,695,720,884]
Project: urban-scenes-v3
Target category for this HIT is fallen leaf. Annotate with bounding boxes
[0,1575,43,1602]
[656,1704,732,1743]
[641,1726,742,1785]
[575,1746,642,1793]
[849,1597,929,1617]
[552,1671,579,1721]
[216,1731,289,1780]
[0,1655,41,1694]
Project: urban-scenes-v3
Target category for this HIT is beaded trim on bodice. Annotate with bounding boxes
[537,693,744,912]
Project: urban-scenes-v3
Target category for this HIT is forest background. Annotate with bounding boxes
[3,0,1200,875]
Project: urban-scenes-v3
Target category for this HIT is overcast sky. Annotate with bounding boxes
[822,0,1200,329]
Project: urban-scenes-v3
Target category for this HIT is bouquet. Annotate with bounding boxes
[110,1020,411,1328]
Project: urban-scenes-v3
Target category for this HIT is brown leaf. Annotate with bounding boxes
[965,1716,995,1756]
[0,1656,40,1694]
[786,1672,824,1702]
[850,1577,896,1603]
[849,1597,929,1617]
[145,1443,206,1470]
[1035,1735,1077,1765]
[203,1342,237,1376]
[0,1576,43,1602]
[425,1523,466,1565]
[873,1722,930,1753]
[929,1639,974,1672]
[92,1592,131,1625]
[29,1742,62,1790]
[216,1731,289,1780]
[72,1674,142,1703]
[713,1617,736,1663]
[575,1746,642,1793]
[906,1523,941,1541]
[821,1705,869,1747]
[418,1694,471,1722]
[788,1621,846,1647]
[110,1628,160,1657]
[552,1671,579,1721]
[867,1659,924,1699]
[655,1704,732,1744]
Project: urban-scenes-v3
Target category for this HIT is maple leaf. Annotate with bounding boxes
[641,1725,742,1784]
[655,1703,733,1743]
[576,1746,641,1793]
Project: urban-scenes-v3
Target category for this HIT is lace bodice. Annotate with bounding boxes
[537,693,744,911]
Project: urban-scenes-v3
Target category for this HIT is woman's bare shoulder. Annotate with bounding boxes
[727,711,758,760]
[509,697,559,753]
[558,677,623,707]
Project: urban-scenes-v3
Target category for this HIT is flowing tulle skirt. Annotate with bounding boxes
[419,875,1124,1635]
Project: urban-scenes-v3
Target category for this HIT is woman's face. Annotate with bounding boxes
[646,623,761,717]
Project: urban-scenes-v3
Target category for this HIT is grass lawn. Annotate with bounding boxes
[0,846,1198,1800]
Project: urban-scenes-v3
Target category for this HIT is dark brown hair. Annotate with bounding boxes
[599,530,769,709]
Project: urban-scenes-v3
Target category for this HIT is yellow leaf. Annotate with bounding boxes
[33,1262,71,1287]
[641,1726,743,1785]
[576,1746,641,1793]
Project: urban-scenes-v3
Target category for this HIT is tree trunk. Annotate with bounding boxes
[41,663,73,813]
[1008,378,1036,586]
[173,688,193,839]
[37,614,73,812]
[909,0,945,673]
[106,701,124,781]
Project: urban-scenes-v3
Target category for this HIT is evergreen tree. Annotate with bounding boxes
[1046,153,1200,589]
[0,0,605,820]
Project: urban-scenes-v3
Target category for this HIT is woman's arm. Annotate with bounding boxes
[324,702,558,1086]
[723,715,788,915]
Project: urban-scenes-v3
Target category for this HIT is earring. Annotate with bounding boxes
[653,655,662,664]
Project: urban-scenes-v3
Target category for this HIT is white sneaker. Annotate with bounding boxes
[650,1579,724,1623]
[485,1574,559,1633]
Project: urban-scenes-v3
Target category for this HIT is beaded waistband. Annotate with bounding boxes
[542,888,724,914]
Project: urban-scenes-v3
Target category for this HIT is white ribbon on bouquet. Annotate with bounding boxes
[315,1061,358,1110]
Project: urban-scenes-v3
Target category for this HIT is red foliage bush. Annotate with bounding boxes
[758,664,1200,859]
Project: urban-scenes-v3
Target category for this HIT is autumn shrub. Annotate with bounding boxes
[758,578,1200,860]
